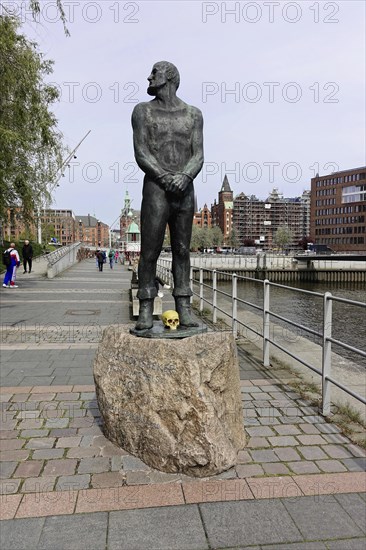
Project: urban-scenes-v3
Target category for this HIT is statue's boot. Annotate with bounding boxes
[135,299,154,330]
[175,296,199,327]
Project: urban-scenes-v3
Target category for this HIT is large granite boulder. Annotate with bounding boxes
[93,326,245,477]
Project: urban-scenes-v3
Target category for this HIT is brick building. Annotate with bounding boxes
[193,204,212,228]
[211,175,234,242]
[310,167,366,252]
[76,214,109,247]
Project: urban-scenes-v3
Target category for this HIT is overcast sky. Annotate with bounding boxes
[14,0,366,229]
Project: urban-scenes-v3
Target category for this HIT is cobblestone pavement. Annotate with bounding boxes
[0,260,365,549]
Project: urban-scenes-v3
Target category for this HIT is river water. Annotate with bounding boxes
[216,280,366,368]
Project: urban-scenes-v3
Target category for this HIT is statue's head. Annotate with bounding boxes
[147,61,180,96]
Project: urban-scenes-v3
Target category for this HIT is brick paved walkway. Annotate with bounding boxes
[0,259,365,549]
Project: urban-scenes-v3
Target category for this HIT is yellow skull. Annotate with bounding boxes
[162,310,180,330]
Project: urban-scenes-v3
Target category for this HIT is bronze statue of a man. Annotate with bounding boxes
[132,61,204,330]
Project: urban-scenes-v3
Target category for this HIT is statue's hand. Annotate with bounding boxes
[156,174,174,190]
[165,174,191,195]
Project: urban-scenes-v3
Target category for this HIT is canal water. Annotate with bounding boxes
[217,280,366,368]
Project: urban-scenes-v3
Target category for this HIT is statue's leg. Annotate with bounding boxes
[135,181,169,330]
[169,188,198,327]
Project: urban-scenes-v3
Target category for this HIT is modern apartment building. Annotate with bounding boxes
[233,188,310,250]
[310,167,366,252]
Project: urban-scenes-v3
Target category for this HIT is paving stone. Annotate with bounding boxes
[325,538,366,549]
[323,433,351,444]
[80,434,97,447]
[0,430,18,439]
[43,459,77,476]
[78,457,110,474]
[257,407,281,417]
[122,455,150,471]
[246,426,275,437]
[268,435,298,447]
[38,512,108,550]
[28,393,55,402]
[56,473,90,491]
[346,444,366,458]
[316,423,342,434]
[18,419,43,430]
[282,494,363,540]
[125,471,151,485]
[0,517,45,548]
[111,456,123,472]
[108,506,207,550]
[315,459,347,473]
[67,447,100,459]
[298,445,328,460]
[287,461,321,474]
[55,436,82,448]
[56,392,80,401]
[258,417,280,425]
[91,471,125,488]
[199,499,302,548]
[262,462,291,475]
[334,493,366,534]
[341,458,366,472]
[322,444,353,459]
[273,424,302,436]
[274,447,302,462]
[14,460,44,478]
[248,437,270,448]
[0,461,17,479]
[20,429,50,438]
[302,415,326,424]
[237,450,252,464]
[21,476,57,493]
[0,450,29,462]
[49,428,78,437]
[16,410,41,420]
[297,434,328,445]
[0,438,24,451]
[25,437,56,450]
[250,450,279,463]
[0,478,21,494]
[77,425,103,436]
[32,448,65,460]
[44,418,69,429]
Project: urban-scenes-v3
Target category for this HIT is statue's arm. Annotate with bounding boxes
[132,104,170,181]
[181,108,204,181]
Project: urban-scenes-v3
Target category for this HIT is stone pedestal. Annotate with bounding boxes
[93,326,246,477]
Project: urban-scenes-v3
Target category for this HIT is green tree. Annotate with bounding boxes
[211,226,223,247]
[0,16,66,225]
[227,228,239,248]
[274,225,294,252]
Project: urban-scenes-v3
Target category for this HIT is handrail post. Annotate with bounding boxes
[322,292,332,416]
[199,267,204,312]
[232,273,237,338]
[213,269,217,323]
[263,279,270,367]
[190,266,193,304]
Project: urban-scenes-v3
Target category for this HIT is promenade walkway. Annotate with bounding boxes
[0,259,365,549]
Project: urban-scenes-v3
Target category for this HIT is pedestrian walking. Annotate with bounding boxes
[2,243,21,288]
[22,239,33,273]
[108,249,114,269]
[96,249,105,271]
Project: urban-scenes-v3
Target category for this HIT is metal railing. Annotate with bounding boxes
[46,242,81,267]
[156,258,366,415]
